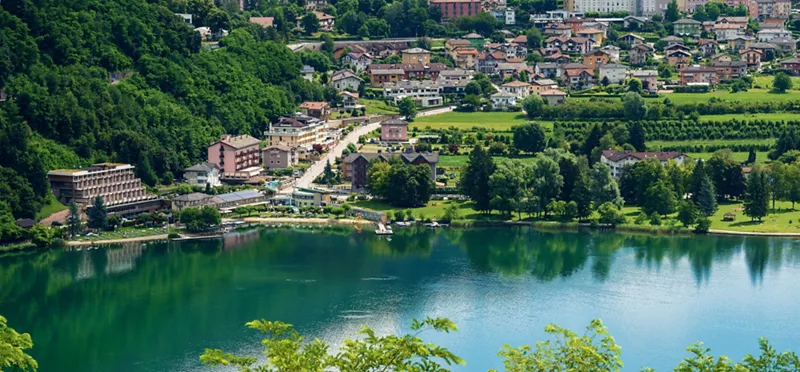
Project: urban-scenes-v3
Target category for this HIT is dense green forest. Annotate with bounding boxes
[0,0,330,219]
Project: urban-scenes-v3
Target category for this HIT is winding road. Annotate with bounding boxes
[281,105,455,193]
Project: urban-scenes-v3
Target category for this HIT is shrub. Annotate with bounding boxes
[695,217,711,233]
[649,213,662,226]
[168,233,181,239]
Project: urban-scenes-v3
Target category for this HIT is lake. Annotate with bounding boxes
[1,227,799,371]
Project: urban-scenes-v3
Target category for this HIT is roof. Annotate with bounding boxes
[217,135,260,149]
[455,47,479,55]
[712,61,747,67]
[371,68,403,75]
[601,150,685,162]
[403,47,430,54]
[780,57,800,64]
[343,152,439,164]
[660,36,683,42]
[674,18,701,25]
[249,17,274,28]
[667,49,692,57]
[562,63,589,70]
[600,63,627,70]
[185,162,219,172]
[502,81,531,87]
[565,69,591,77]
[262,144,293,151]
[512,35,527,43]
[540,89,567,96]
[632,44,654,52]
[313,11,334,20]
[301,65,315,73]
[446,39,472,46]
[174,192,214,202]
[621,33,644,40]
[15,219,36,229]
[630,70,657,77]
[340,91,359,99]
[463,32,483,39]
[713,23,741,30]
[330,70,363,82]
[718,16,748,23]
[381,118,408,126]
[531,78,557,86]
[491,92,516,99]
[216,190,263,203]
[577,28,604,34]
[739,49,763,55]
[699,39,718,45]
[299,101,330,110]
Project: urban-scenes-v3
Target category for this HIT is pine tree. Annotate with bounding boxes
[86,196,108,230]
[628,122,646,152]
[744,165,769,222]
[66,200,82,237]
[695,173,718,216]
[571,162,593,221]
[459,146,496,213]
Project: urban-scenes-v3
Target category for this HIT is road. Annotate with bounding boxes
[282,105,455,193]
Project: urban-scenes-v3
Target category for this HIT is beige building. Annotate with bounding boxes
[402,48,431,65]
[265,114,327,147]
[48,163,161,215]
[262,145,300,169]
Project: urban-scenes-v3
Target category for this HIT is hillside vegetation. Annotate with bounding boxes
[0,0,326,218]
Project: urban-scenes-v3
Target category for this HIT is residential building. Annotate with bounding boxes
[329,70,363,91]
[265,114,327,147]
[667,49,693,70]
[292,188,331,207]
[628,44,653,66]
[498,62,531,79]
[643,0,672,16]
[599,45,621,62]
[620,33,645,45]
[48,163,161,215]
[439,68,474,81]
[402,48,431,64]
[208,135,261,175]
[698,40,719,57]
[486,42,528,59]
[490,7,516,25]
[383,80,444,107]
[305,0,328,9]
[340,91,361,109]
[682,0,707,12]
[249,16,274,28]
[430,0,482,19]
[540,89,567,105]
[342,152,439,191]
[501,81,531,98]
[599,63,628,84]
[679,65,721,86]
[491,92,517,109]
[545,52,572,64]
[711,53,732,63]
[601,150,688,178]
[561,63,593,89]
[262,145,300,169]
[779,55,800,75]
[445,39,472,51]
[212,190,267,210]
[727,35,755,52]
[512,34,528,44]
[183,162,221,188]
[341,52,373,72]
[757,28,791,42]
[535,62,561,78]
[623,16,649,28]
[756,0,790,20]
[664,43,690,53]
[576,29,605,47]
[713,23,743,41]
[543,22,573,37]
[629,70,659,93]
[545,36,594,54]
[583,49,610,71]
[477,51,508,74]
[660,35,684,45]
[712,61,748,80]
[381,119,409,142]
[176,13,193,25]
[301,65,315,81]
[313,11,335,31]
[451,47,479,69]
[673,18,701,37]
[529,79,559,94]
[769,36,796,53]
[369,68,404,86]
[367,63,448,83]
[750,43,778,60]
[570,0,636,14]
[299,101,331,119]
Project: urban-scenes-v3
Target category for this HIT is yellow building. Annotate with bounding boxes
[402,48,431,64]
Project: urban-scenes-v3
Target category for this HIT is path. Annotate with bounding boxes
[282,106,455,193]
[66,234,169,247]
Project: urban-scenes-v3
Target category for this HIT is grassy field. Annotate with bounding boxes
[360,99,399,115]
[699,112,799,122]
[354,199,495,221]
[751,75,800,91]
[659,89,800,104]
[648,138,774,149]
[686,151,769,163]
[411,111,551,131]
[438,155,538,167]
[35,193,67,221]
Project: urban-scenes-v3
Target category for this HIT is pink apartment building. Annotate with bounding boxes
[429,0,481,19]
[207,135,262,176]
[380,119,408,142]
[48,163,161,215]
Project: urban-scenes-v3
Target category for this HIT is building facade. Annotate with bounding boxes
[429,0,481,19]
[183,162,221,187]
[208,135,261,175]
[262,145,300,169]
[48,163,161,215]
[380,119,409,142]
[342,152,439,192]
[601,150,688,178]
[266,115,327,147]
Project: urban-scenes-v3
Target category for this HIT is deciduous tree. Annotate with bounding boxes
[459,146,496,213]
[744,165,769,221]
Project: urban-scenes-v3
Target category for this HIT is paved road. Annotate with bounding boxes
[282,106,455,193]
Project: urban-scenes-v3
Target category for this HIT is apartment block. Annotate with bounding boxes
[48,163,161,215]
[208,135,262,176]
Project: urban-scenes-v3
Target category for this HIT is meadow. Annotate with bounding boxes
[410,111,550,131]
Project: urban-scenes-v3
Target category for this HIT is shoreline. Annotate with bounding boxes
[56,219,800,248]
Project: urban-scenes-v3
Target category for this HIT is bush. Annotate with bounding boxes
[168,233,181,239]
[695,217,711,233]
[634,212,647,225]
[649,213,662,226]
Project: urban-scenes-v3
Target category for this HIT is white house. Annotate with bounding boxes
[600,150,688,178]
[491,92,517,110]
[183,162,222,187]
[341,52,373,72]
[501,81,531,99]
[598,63,628,84]
[757,29,791,42]
[383,80,444,108]
[329,70,363,92]
[599,45,621,62]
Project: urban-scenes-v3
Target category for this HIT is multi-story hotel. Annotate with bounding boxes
[207,135,262,176]
[265,114,327,147]
[429,0,481,19]
[47,163,161,215]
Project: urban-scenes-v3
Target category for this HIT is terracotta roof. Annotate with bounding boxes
[314,11,334,20]
[506,58,524,63]
[217,135,260,149]
[512,35,527,43]
[299,101,330,110]
[540,89,566,96]
[602,150,685,162]
[502,81,531,87]
[456,47,479,55]
[699,39,718,45]
[562,63,589,69]
[565,69,592,77]
[478,51,507,60]
[340,91,360,99]
[249,17,274,28]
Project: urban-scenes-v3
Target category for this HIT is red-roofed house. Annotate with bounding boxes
[299,102,331,119]
[249,17,274,28]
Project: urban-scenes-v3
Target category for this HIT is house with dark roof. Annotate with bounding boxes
[780,55,800,75]
[601,150,688,178]
[342,152,439,191]
[698,39,719,57]
[673,18,701,37]
[628,44,653,66]
[329,70,363,91]
[712,61,748,80]
[679,65,721,86]
[620,33,645,45]
[184,162,221,187]
[299,101,331,119]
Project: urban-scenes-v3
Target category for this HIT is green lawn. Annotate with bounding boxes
[699,112,800,122]
[659,89,800,104]
[35,193,67,221]
[686,151,769,163]
[438,155,538,167]
[751,75,800,91]
[354,199,496,221]
[708,200,800,233]
[360,99,399,115]
[411,111,550,131]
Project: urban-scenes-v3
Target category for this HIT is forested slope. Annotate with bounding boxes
[0,0,325,218]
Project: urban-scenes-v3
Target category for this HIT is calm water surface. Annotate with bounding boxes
[1,227,799,371]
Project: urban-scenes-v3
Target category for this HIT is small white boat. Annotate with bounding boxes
[375,223,393,235]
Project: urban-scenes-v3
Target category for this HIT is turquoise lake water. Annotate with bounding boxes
[1,227,799,371]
